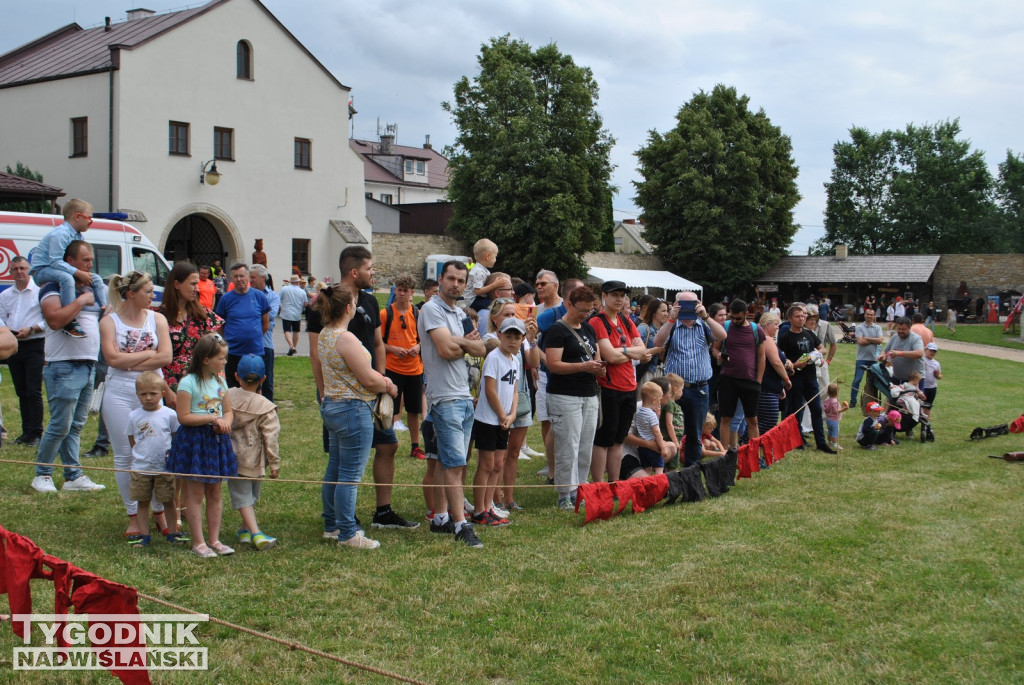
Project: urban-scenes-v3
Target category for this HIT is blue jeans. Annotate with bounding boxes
[430,398,475,469]
[321,399,373,539]
[786,374,827,449]
[262,346,275,402]
[36,361,95,481]
[680,383,710,467]
[850,360,874,405]
[33,266,107,308]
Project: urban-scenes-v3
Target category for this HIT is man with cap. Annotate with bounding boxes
[278,274,309,356]
[654,290,727,467]
[589,280,652,482]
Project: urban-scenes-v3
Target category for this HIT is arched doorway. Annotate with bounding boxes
[164,214,224,267]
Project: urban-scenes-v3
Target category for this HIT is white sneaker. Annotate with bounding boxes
[517,446,532,460]
[521,445,543,458]
[492,504,510,518]
[339,530,380,549]
[463,497,475,515]
[536,466,549,477]
[61,475,106,492]
[392,419,408,432]
[31,475,58,493]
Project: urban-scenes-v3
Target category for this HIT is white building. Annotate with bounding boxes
[0,0,369,282]
[350,133,449,209]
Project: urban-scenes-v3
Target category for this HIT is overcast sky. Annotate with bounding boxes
[3,0,1023,253]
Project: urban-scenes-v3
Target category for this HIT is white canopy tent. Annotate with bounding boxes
[587,266,703,299]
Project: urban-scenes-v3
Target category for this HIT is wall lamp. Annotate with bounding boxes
[200,160,222,186]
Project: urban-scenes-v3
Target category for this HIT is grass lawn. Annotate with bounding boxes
[1,344,1023,683]
[932,323,1024,349]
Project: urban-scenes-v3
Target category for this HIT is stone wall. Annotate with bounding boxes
[370,234,668,286]
[370,233,470,285]
[933,254,1024,301]
[583,251,665,271]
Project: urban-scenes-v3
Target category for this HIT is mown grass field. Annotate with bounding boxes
[0,341,1022,683]
[931,322,1024,349]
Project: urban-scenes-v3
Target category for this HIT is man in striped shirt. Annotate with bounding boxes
[653,291,726,467]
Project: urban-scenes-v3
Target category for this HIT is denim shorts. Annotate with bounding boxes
[429,398,474,468]
[826,418,840,439]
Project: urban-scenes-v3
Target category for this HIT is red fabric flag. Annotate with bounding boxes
[611,479,636,515]
[1,528,49,638]
[576,482,615,522]
[71,574,152,685]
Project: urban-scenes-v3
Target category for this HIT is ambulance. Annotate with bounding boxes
[0,211,171,302]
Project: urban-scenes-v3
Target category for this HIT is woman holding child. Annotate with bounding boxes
[99,270,172,538]
[314,284,397,550]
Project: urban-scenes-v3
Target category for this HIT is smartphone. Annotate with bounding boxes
[461,317,475,336]
[677,300,698,321]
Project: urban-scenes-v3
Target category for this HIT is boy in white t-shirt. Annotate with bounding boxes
[470,317,523,527]
[126,371,184,547]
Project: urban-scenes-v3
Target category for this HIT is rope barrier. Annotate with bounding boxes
[133,594,430,685]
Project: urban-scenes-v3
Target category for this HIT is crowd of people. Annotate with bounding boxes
[3,204,947,553]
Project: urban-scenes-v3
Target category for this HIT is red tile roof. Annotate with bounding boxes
[0,0,349,91]
[0,171,65,201]
[349,138,450,190]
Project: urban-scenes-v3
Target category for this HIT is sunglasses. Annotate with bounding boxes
[492,298,515,307]
[399,314,407,330]
[535,281,552,288]
[355,306,372,325]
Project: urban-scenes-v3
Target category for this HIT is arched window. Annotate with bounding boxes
[236,40,252,80]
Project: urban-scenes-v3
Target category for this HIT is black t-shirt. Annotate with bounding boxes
[306,308,323,335]
[777,327,821,380]
[348,290,381,368]
[543,320,599,397]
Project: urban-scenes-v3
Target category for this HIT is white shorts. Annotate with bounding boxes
[535,369,550,422]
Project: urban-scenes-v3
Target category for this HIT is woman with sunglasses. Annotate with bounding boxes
[100,270,172,539]
[545,286,606,510]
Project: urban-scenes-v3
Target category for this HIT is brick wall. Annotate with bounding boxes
[933,254,1024,301]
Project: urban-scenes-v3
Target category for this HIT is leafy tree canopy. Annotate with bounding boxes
[995,150,1024,252]
[813,120,1009,255]
[633,84,800,296]
[443,35,615,280]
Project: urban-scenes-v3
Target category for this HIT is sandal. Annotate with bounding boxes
[124,514,142,537]
[209,541,235,556]
[152,510,169,535]
[191,544,217,559]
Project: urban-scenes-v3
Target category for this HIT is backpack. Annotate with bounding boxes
[720,320,761,360]
[589,311,634,345]
[382,304,419,344]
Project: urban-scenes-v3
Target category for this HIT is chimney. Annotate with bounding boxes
[423,134,432,150]
[379,134,394,155]
[835,244,848,260]
[623,219,636,224]
[126,8,156,21]
[105,17,111,31]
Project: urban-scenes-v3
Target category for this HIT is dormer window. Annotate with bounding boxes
[237,40,253,80]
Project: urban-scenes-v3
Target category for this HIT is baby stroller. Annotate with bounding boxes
[865,362,935,442]
[837,321,857,344]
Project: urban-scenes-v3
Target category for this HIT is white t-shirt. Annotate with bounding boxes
[474,347,519,426]
[126,406,179,472]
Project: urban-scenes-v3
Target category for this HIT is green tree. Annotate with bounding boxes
[633,85,800,295]
[995,150,1024,252]
[0,162,51,213]
[443,36,615,280]
[814,120,1001,255]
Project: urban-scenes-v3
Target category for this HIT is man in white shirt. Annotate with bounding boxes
[278,274,308,356]
[31,240,105,493]
[0,256,46,446]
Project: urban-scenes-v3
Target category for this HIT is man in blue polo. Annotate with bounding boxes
[653,290,726,467]
[216,262,269,389]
